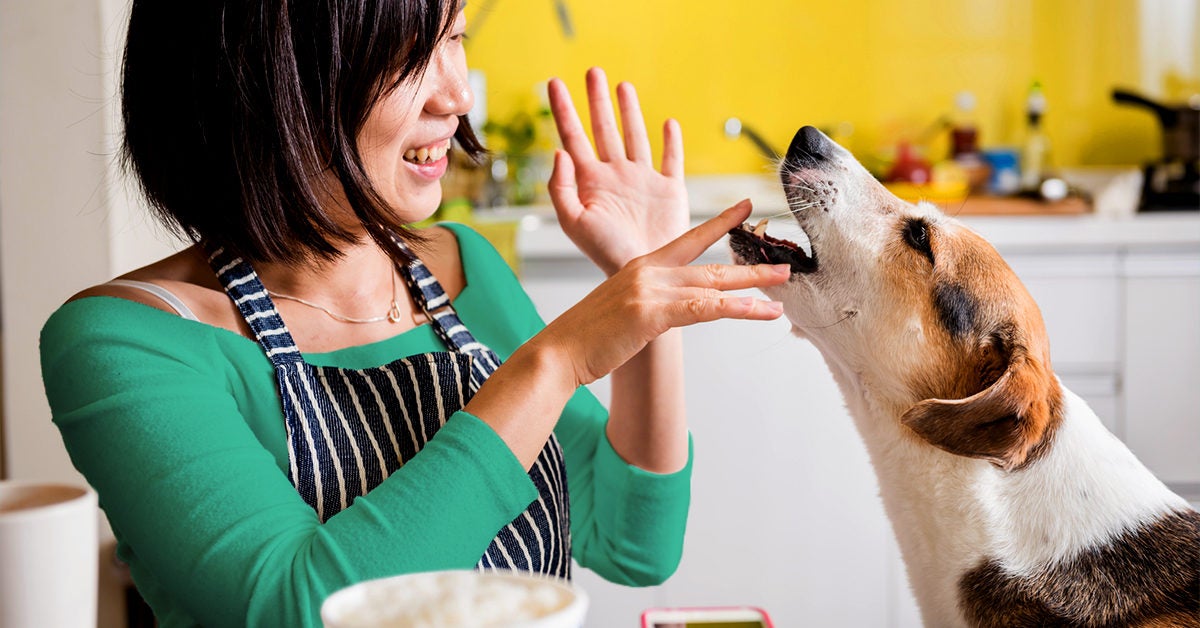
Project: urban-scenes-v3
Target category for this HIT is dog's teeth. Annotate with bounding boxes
[753,218,769,238]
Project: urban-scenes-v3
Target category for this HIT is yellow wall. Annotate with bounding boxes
[464,0,1200,174]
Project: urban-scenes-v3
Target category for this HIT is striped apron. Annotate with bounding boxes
[206,242,571,578]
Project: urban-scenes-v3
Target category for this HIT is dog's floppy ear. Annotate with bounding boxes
[900,340,1062,471]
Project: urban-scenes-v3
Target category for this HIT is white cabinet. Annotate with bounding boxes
[1121,252,1200,494]
[999,248,1200,498]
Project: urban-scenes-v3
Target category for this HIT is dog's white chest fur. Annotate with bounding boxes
[856,386,1189,626]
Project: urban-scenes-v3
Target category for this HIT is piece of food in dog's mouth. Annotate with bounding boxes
[728,218,817,274]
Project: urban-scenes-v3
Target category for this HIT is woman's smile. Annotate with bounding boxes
[401,137,452,180]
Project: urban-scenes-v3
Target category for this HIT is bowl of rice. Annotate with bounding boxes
[320,570,588,628]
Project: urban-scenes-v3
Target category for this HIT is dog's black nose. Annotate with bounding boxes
[785,126,834,167]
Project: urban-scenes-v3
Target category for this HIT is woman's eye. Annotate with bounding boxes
[903,219,934,263]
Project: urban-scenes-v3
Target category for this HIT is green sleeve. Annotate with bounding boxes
[41,299,538,628]
[445,222,693,586]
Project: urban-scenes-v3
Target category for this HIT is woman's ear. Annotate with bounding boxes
[900,343,1062,471]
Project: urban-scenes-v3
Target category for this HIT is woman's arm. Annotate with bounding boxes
[543,68,699,473]
[450,222,691,585]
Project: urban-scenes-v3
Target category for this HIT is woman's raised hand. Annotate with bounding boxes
[533,199,789,387]
[547,68,690,277]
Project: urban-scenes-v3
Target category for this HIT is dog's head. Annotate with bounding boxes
[730,126,1061,470]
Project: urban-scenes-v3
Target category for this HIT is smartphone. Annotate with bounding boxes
[640,606,774,628]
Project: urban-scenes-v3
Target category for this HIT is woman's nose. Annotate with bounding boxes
[424,53,474,117]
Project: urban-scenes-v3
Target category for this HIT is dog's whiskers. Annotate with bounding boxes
[784,181,818,194]
[758,203,817,221]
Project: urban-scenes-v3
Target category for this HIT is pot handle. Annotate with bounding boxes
[1112,88,1179,126]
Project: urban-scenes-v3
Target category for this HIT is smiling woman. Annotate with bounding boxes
[38,0,792,626]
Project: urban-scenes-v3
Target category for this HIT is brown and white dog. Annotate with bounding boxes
[729,126,1200,627]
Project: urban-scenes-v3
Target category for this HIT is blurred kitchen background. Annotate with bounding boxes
[454,0,1198,208]
[1,1,1198,626]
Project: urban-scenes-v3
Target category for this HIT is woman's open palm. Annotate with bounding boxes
[547,68,690,276]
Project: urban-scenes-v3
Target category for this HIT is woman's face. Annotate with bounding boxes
[358,9,472,223]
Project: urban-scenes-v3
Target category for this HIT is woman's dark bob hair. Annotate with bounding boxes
[121,0,483,264]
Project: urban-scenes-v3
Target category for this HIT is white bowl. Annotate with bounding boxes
[320,570,587,628]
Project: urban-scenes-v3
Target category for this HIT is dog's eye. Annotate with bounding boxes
[903,219,934,263]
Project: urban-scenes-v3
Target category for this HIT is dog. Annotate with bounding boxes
[728,126,1200,627]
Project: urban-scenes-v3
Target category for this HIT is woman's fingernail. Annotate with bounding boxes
[773,264,791,275]
[767,301,784,313]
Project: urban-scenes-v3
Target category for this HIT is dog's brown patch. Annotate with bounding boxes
[958,509,1200,627]
[883,223,1063,470]
[900,338,1063,471]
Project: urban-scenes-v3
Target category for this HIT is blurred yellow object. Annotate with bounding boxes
[413,198,523,276]
[468,219,521,276]
[884,181,970,204]
[931,160,968,186]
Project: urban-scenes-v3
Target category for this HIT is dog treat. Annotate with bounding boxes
[753,218,769,237]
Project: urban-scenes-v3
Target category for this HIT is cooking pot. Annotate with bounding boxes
[1112,88,1200,163]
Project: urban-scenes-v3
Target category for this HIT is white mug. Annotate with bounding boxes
[0,480,98,628]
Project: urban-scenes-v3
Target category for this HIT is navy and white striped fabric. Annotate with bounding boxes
[206,241,571,579]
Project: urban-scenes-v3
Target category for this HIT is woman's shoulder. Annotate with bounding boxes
[40,288,231,382]
[60,245,251,338]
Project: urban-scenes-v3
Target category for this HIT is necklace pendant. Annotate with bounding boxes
[387,301,403,324]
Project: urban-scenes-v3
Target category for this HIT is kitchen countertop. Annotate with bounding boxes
[473,170,1200,261]
[478,207,1200,261]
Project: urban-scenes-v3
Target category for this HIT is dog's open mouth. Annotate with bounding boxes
[728,218,817,274]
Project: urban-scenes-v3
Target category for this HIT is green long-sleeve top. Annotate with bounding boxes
[40,223,692,627]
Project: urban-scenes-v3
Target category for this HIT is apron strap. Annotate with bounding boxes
[392,235,502,383]
[205,245,304,366]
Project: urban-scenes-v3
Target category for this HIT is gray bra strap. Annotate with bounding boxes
[104,279,199,321]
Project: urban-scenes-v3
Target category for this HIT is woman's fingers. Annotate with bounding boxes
[675,262,791,291]
[547,78,595,163]
[650,199,754,267]
[666,295,783,327]
[585,67,623,162]
[616,82,652,163]
[661,118,684,178]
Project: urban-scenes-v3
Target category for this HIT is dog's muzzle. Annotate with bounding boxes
[729,125,834,274]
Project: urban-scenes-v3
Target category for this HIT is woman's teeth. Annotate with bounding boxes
[403,140,449,165]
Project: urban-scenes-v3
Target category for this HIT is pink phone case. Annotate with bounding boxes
[640,606,775,628]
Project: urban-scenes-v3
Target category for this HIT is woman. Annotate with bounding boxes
[39,0,788,625]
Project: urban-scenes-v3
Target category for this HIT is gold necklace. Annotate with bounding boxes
[267,267,403,324]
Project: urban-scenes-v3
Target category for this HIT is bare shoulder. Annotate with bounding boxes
[67,246,249,336]
[412,225,466,301]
